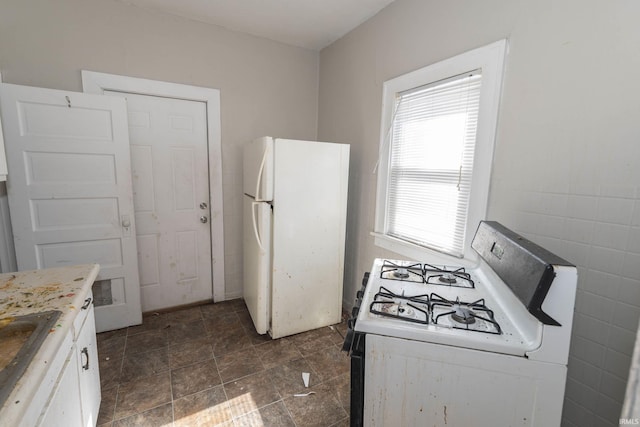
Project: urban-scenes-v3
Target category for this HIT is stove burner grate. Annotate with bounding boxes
[424,264,475,289]
[430,293,501,334]
[380,260,425,283]
[370,286,429,325]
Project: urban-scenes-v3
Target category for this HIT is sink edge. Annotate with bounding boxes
[0,311,62,408]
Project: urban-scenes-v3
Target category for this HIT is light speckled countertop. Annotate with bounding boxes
[0,264,100,425]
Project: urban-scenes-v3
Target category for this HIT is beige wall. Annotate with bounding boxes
[0,0,320,297]
[318,0,640,425]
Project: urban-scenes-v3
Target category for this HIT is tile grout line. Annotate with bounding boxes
[108,330,129,425]
[168,335,176,427]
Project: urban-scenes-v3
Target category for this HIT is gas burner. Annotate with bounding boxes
[424,264,475,289]
[381,303,416,317]
[439,272,458,284]
[393,268,410,279]
[380,260,425,283]
[430,294,501,334]
[451,303,476,325]
[370,286,429,324]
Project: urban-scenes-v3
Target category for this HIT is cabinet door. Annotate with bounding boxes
[76,304,101,427]
[38,347,83,427]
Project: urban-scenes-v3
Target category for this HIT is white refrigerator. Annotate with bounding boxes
[243,137,350,339]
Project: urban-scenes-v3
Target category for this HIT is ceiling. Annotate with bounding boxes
[118,0,396,51]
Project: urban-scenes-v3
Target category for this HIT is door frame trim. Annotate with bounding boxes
[0,72,18,273]
[81,70,226,302]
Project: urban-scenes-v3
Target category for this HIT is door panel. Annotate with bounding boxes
[105,91,212,311]
[0,83,142,332]
[18,100,114,140]
[31,198,118,230]
[25,152,116,183]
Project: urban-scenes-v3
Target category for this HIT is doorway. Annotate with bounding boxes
[82,71,225,309]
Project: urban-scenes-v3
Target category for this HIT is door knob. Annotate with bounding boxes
[200,216,208,223]
[121,215,132,237]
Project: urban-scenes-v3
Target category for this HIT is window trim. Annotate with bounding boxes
[374,40,507,261]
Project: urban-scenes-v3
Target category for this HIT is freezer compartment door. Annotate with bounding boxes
[243,136,274,201]
[243,195,272,335]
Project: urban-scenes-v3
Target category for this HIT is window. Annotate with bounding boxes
[374,40,506,259]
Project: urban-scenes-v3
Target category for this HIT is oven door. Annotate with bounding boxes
[364,334,567,427]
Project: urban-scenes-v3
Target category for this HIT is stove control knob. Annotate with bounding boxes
[362,272,370,286]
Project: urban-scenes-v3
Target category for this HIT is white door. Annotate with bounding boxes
[104,91,212,312]
[0,83,142,332]
[243,195,271,334]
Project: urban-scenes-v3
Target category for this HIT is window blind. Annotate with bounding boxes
[386,70,482,257]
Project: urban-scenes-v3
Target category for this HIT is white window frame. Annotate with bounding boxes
[373,40,507,262]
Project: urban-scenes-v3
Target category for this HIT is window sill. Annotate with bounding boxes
[370,232,470,264]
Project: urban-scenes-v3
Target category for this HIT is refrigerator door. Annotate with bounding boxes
[271,139,350,338]
[243,136,274,201]
[243,194,272,335]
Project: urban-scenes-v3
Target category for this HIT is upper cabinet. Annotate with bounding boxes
[0,114,7,181]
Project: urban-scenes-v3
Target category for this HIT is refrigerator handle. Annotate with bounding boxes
[251,201,264,251]
[255,143,271,202]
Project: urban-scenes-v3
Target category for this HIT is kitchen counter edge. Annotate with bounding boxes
[0,264,100,425]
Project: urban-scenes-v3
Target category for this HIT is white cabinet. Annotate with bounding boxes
[76,304,101,427]
[36,296,101,427]
[38,348,83,427]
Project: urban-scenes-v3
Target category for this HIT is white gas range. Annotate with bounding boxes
[343,221,578,427]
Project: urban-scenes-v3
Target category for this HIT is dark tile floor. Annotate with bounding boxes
[95,299,351,426]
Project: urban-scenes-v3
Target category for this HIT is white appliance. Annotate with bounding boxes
[343,221,578,426]
[243,136,350,339]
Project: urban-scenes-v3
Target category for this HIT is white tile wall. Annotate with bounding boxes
[567,356,601,390]
[562,399,595,427]
[596,393,625,425]
[495,187,640,427]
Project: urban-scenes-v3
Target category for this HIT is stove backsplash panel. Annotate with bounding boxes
[471,220,574,325]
